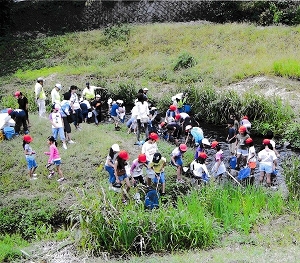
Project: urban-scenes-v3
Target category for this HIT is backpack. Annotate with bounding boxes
[144,189,159,210]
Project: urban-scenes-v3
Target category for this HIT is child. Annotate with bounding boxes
[245,137,257,175]
[44,136,65,182]
[49,104,67,150]
[105,144,120,190]
[190,151,210,184]
[235,126,250,169]
[258,139,278,187]
[130,153,148,186]
[114,150,131,204]
[149,152,167,195]
[116,100,126,124]
[23,135,38,180]
[226,119,237,156]
[170,143,188,183]
[265,130,280,158]
[194,138,211,159]
[211,141,226,182]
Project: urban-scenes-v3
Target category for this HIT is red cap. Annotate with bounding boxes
[175,114,181,120]
[23,135,33,143]
[239,126,247,133]
[138,154,147,163]
[14,91,21,97]
[263,139,270,145]
[245,138,253,144]
[242,115,248,119]
[179,144,187,152]
[149,132,159,141]
[7,108,13,115]
[198,152,208,159]
[211,141,219,148]
[119,150,129,160]
[169,105,177,111]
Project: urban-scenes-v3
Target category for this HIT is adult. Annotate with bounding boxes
[34,77,46,118]
[135,93,149,143]
[258,139,278,187]
[70,85,83,130]
[91,94,102,125]
[81,82,103,101]
[8,108,28,135]
[143,88,149,100]
[60,92,75,144]
[226,119,237,156]
[51,83,62,105]
[14,91,30,127]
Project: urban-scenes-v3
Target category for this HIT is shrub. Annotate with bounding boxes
[173,52,197,71]
[283,122,300,149]
[103,24,131,44]
[282,154,300,200]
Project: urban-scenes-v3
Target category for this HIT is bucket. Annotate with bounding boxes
[183,104,191,113]
[3,126,15,140]
[229,156,237,169]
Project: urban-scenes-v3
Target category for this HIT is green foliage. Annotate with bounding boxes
[0,197,65,240]
[283,122,300,149]
[109,81,138,105]
[0,234,27,262]
[69,184,287,255]
[273,59,300,79]
[103,24,131,44]
[173,52,197,71]
[282,155,300,200]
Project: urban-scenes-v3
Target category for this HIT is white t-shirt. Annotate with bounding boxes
[135,101,149,119]
[190,160,209,178]
[258,148,277,167]
[247,146,256,162]
[49,112,63,128]
[141,141,158,162]
[51,88,61,104]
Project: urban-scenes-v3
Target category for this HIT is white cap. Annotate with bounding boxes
[55,83,62,90]
[96,94,101,98]
[151,107,157,110]
[201,138,211,146]
[116,99,123,104]
[111,144,120,152]
[143,88,149,91]
[37,77,44,82]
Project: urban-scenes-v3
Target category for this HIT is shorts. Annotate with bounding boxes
[259,163,273,174]
[53,159,62,166]
[117,173,128,182]
[236,148,248,156]
[170,157,183,167]
[25,155,38,170]
[146,168,156,179]
[52,127,66,141]
[132,175,145,185]
[152,172,166,184]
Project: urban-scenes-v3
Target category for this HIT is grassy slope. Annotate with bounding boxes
[1,22,300,261]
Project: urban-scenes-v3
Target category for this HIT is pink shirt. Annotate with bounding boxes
[45,144,61,163]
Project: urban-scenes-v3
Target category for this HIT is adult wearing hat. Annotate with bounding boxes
[51,83,62,105]
[8,108,29,136]
[34,77,46,118]
[91,94,102,125]
[15,91,30,127]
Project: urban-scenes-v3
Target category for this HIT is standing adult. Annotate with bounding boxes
[51,83,62,105]
[34,77,46,118]
[91,94,102,125]
[81,82,103,101]
[70,85,82,130]
[60,92,75,144]
[135,93,150,143]
[14,91,30,127]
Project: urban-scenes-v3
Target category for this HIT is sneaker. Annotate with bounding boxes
[48,172,54,179]
[113,182,121,188]
[122,199,127,205]
[68,140,75,144]
[62,143,67,150]
[57,177,65,182]
[32,173,38,177]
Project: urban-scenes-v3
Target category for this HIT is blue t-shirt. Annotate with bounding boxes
[110,103,119,117]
